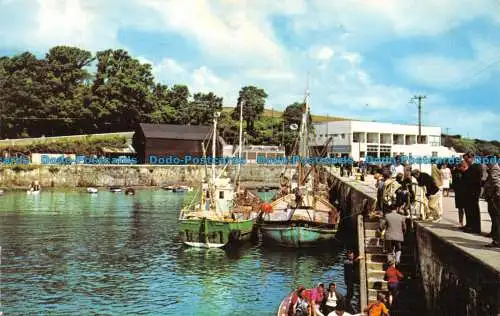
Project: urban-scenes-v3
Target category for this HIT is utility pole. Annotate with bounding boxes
[410,95,426,144]
[282,121,285,147]
[444,127,450,146]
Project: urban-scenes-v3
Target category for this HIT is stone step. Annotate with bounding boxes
[364,229,379,237]
[368,289,389,301]
[367,269,386,279]
[364,221,380,230]
[365,245,385,253]
[366,260,414,272]
[366,260,385,270]
[366,253,388,263]
[368,278,388,290]
[365,237,385,248]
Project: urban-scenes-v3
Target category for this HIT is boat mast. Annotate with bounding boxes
[209,111,220,212]
[212,112,218,182]
[298,76,311,188]
[236,100,244,190]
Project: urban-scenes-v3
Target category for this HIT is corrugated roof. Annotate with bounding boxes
[139,123,211,140]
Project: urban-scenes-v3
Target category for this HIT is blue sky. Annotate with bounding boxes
[1,0,499,140]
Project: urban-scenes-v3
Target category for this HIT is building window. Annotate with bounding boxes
[353,132,360,142]
[429,135,440,147]
[360,151,366,158]
[432,152,438,157]
[380,145,391,153]
[219,191,224,199]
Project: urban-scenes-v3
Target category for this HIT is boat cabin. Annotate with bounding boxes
[212,178,235,214]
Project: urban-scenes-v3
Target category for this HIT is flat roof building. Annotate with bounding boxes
[312,120,458,173]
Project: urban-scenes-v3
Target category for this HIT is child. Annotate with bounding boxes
[385,259,404,306]
[363,293,389,316]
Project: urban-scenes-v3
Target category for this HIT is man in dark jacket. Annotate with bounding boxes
[462,152,483,234]
[412,169,441,221]
[484,156,500,247]
[451,161,467,227]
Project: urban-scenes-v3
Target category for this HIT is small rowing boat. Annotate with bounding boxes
[87,187,98,194]
[109,187,122,193]
[277,291,295,316]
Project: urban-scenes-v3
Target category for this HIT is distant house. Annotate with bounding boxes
[133,123,226,164]
[223,145,286,164]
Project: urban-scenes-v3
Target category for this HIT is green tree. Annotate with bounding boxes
[166,84,190,124]
[44,46,94,135]
[189,92,223,125]
[90,49,155,131]
[151,83,176,124]
[0,52,50,138]
[232,85,267,135]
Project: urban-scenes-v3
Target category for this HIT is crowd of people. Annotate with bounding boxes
[288,281,362,316]
[373,152,500,248]
[287,152,500,316]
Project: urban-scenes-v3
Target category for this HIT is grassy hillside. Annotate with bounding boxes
[222,107,350,123]
[443,135,500,155]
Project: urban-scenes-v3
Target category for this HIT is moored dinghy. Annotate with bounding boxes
[87,187,98,194]
[27,181,41,195]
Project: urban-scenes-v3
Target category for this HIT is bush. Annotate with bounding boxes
[0,135,128,156]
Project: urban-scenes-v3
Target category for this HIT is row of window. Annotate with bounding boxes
[358,151,439,158]
[318,133,441,146]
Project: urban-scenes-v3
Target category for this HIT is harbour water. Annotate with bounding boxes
[0,190,358,315]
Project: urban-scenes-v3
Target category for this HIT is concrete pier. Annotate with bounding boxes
[327,170,500,315]
[417,196,500,315]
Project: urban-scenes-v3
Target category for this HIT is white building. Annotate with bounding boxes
[312,120,459,173]
[222,145,285,164]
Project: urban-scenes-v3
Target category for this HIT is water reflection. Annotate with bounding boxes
[0,190,355,315]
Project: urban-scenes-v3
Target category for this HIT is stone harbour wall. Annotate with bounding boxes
[416,224,500,315]
[0,164,285,188]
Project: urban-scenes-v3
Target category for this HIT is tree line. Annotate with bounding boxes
[0,46,309,152]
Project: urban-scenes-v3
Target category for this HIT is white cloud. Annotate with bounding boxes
[424,106,500,141]
[140,0,288,68]
[245,69,296,81]
[310,46,334,61]
[397,39,500,89]
[291,0,500,49]
[1,0,499,140]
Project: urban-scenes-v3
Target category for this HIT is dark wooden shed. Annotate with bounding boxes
[133,123,225,164]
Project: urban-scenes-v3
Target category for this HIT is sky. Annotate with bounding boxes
[0,0,499,140]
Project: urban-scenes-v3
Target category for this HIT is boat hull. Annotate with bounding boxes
[277,291,294,316]
[259,222,337,247]
[179,217,255,248]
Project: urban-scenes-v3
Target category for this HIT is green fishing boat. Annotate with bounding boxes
[179,108,260,248]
